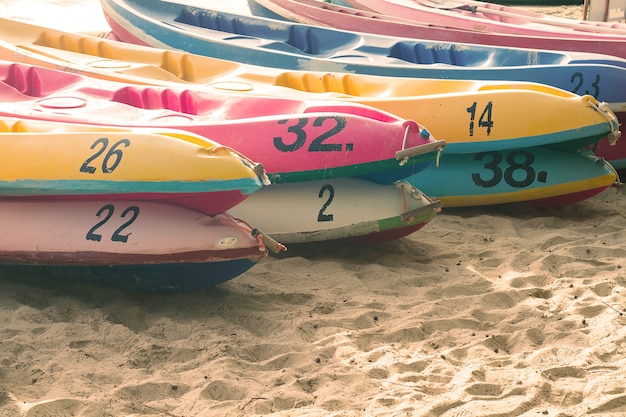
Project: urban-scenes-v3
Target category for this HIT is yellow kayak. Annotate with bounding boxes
[0,17,619,155]
[0,117,267,215]
[0,18,620,208]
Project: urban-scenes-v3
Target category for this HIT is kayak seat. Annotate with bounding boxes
[176,8,244,35]
[389,41,473,66]
[0,62,84,97]
[110,85,308,118]
[388,40,567,67]
[176,7,361,57]
[112,86,205,115]
[275,71,377,97]
[0,119,31,132]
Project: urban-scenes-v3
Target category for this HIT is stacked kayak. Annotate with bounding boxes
[0,61,445,244]
[242,0,626,57]
[0,54,618,207]
[338,0,626,36]
[1,59,613,154]
[0,117,266,215]
[0,201,274,291]
[230,178,442,244]
[88,0,626,167]
[0,0,622,290]
[0,116,285,290]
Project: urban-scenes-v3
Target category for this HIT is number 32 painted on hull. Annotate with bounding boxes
[273,116,351,152]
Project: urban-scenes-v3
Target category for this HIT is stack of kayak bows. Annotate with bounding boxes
[90,0,626,168]
[0,61,445,248]
[243,0,626,57]
[336,0,626,37]
[0,24,619,207]
[0,116,285,291]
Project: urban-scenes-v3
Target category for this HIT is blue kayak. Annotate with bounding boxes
[100,0,626,110]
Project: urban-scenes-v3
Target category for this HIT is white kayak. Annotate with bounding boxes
[229,177,441,244]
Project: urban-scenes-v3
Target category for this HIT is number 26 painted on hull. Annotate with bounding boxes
[0,117,268,216]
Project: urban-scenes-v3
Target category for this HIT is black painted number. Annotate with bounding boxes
[274,116,349,152]
[472,150,547,188]
[472,151,502,187]
[80,137,131,174]
[317,184,334,222]
[466,101,493,136]
[570,72,600,98]
[86,204,140,243]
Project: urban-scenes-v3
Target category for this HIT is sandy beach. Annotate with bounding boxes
[3,184,626,417]
[2,1,626,416]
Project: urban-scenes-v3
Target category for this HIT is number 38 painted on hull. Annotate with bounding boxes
[409,147,617,208]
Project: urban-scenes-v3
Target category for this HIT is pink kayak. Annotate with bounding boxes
[0,199,283,290]
[342,0,626,38]
[0,60,444,185]
[245,0,626,58]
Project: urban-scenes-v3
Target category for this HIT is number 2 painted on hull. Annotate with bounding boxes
[472,150,548,188]
[317,184,334,222]
[86,204,140,243]
[274,116,350,152]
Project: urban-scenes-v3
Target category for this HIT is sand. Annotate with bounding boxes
[3,185,626,417]
[2,1,626,417]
